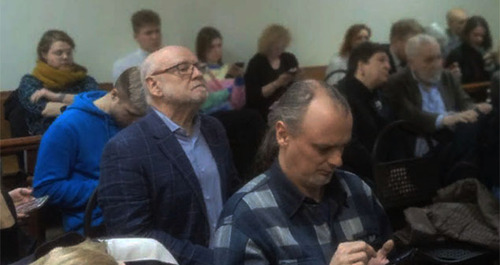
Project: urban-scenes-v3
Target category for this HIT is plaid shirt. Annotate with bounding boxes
[213,162,391,265]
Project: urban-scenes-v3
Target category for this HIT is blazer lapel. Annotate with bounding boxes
[199,115,228,201]
[148,112,209,220]
[405,70,423,109]
[437,74,453,111]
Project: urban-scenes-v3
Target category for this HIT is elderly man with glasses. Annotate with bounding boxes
[98,46,240,265]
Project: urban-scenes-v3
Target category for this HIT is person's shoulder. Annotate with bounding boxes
[82,75,98,84]
[248,53,266,64]
[113,50,144,78]
[330,54,346,65]
[114,50,141,66]
[281,52,297,60]
[200,113,226,134]
[219,173,271,219]
[107,111,156,146]
[387,68,411,85]
[19,74,42,87]
[335,169,374,196]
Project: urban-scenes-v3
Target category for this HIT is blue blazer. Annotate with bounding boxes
[98,110,239,265]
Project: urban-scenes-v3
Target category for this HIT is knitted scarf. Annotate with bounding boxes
[32,60,87,91]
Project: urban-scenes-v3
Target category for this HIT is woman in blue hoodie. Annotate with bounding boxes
[32,67,147,233]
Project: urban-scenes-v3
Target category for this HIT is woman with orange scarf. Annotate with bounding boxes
[17,30,99,135]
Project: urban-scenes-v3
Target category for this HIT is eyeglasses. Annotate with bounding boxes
[151,62,208,77]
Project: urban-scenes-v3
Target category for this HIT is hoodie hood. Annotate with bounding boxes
[68,90,108,117]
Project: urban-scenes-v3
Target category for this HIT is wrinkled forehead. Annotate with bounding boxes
[153,47,198,70]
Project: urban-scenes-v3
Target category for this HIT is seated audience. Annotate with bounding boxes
[16,30,99,135]
[112,9,162,82]
[443,8,468,57]
[326,24,371,86]
[214,80,393,265]
[383,19,424,74]
[446,15,499,84]
[384,34,492,182]
[98,46,239,265]
[196,26,265,180]
[245,24,299,120]
[336,42,392,182]
[33,67,147,234]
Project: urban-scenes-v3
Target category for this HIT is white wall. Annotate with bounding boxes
[1,0,498,90]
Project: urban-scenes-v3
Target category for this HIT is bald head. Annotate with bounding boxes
[140,46,194,86]
[446,8,468,35]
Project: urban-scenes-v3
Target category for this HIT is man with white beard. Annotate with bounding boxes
[384,34,491,181]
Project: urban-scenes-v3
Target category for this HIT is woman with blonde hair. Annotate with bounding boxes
[244,24,299,120]
[15,30,99,135]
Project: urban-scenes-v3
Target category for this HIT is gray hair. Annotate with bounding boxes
[253,80,351,174]
[139,56,157,104]
[405,34,439,60]
[115,66,148,115]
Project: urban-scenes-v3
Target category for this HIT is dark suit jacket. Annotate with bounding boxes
[98,111,239,265]
[384,68,474,133]
[382,44,398,75]
[337,75,393,180]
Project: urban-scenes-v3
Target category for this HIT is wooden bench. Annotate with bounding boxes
[462,81,491,102]
[301,65,327,81]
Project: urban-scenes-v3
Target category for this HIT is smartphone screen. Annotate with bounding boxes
[15,195,49,214]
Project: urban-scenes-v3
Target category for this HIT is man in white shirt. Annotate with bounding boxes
[112,9,162,83]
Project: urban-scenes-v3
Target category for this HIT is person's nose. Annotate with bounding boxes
[191,65,203,79]
[152,31,160,40]
[383,61,391,71]
[327,149,343,168]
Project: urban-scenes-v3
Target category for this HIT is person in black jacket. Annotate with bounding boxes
[336,42,393,182]
[446,16,499,84]
[244,24,299,121]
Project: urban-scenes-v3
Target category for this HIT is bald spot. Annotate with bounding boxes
[447,8,467,23]
[299,86,352,139]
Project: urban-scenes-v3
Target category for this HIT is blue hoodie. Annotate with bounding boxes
[33,91,119,233]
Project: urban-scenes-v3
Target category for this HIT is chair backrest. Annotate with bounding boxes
[371,120,440,209]
[84,188,106,238]
[324,69,347,84]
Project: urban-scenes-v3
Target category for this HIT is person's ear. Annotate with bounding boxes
[110,88,120,102]
[357,61,365,76]
[276,121,290,147]
[146,77,163,98]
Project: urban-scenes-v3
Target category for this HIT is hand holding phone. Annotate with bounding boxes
[15,195,49,216]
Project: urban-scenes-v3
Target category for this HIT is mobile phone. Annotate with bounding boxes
[15,195,49,214]
[235,62,245,68]
[287,67,298,75]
